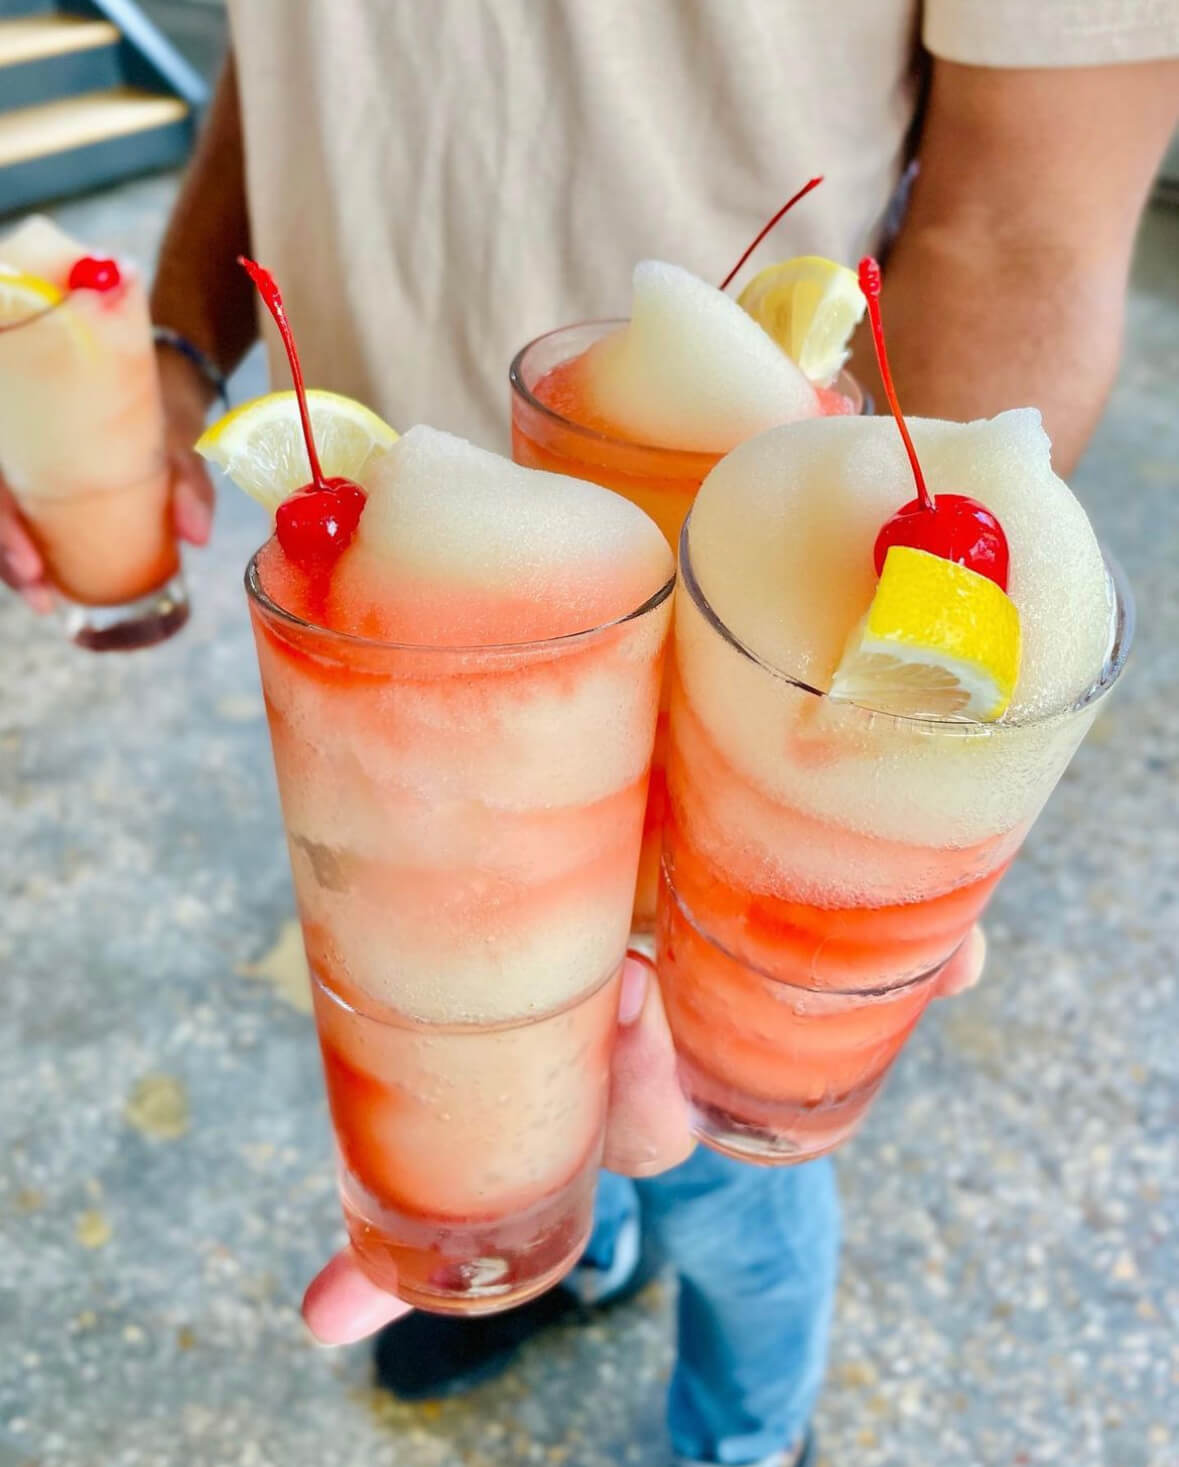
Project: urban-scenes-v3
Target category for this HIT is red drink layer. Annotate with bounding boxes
[658,666,1015,1162]
[511,322,859,926]
[246,439,672,1312]
[314,965,620,1308]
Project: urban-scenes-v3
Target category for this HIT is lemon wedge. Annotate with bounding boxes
[0,265,64,325]
[196,390,397,512]
[738,256,866,385]
[829,546,1021,721]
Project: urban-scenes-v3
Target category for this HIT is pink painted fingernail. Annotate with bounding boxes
[618,957,649,1026]
[0,539,40,586]
[302,1251,411,1346]
[174,482,212,546]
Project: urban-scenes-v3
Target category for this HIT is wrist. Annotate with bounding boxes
[154,342,218,455]
[153,325,229,410]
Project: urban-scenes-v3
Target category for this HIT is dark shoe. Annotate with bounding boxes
[373,1286,579,1400]
[374,1222,659,1401]
[675,1430,815,1467]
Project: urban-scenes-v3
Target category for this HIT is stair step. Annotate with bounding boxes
[0,86,188,170]
[0,16,120,68]
[0,1,56,17]
[0,16,125,115]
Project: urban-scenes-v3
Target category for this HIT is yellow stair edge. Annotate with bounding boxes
[0,87,188,170]
[0,16,121,69]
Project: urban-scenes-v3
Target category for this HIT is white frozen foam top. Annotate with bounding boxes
[583,261,820,453]
[335,425,672,642]
[0,215,89,286]
[689,409,1112,721]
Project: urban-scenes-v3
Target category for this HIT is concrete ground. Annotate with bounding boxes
[0,169,1176,1467]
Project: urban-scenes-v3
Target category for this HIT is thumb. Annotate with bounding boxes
[0,478,53,613]
[302,1246,413,1345]
[935,925,987,999]
[603,951,695,1177]
[171,450,216,547]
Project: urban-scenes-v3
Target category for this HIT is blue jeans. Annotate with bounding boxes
[581,1150,840,1466]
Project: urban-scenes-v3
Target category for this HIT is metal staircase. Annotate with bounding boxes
[0,0,205,218]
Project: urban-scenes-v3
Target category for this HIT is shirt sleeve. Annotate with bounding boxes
[924,0,1179,67]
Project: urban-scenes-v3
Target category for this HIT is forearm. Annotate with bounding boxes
[150,55,256,378]
[850,57,1179,480]
[850,221,1125,477]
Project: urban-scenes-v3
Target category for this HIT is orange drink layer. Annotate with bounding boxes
[247,530,672,1314]
[18,470,177,607]
[659,526,1132,1166]
[511,322,859,926]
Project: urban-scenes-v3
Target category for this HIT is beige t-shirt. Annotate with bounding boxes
[227,0,1178,449]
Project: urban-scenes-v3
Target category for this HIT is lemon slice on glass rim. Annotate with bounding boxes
[738,255,866,385]
[196,389,398,513]
[829,545,1022,722]
[0,265,64,326]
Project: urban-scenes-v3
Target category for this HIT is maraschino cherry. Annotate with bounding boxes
[859,257,1009,590]
[239,256,366,564]
[719,175,824,292]
[67,256,121,293]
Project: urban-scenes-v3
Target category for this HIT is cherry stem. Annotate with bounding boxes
[239,256,328,492]
[718,176,824,293]
[857,257,934,514]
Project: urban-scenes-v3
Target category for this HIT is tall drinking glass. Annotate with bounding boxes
[658,518,1132,1165]
[0,274,186,650]
[511,321,861,927]
[246,553,672,1313]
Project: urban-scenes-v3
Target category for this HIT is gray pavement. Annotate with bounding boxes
[0,173,1176,1467]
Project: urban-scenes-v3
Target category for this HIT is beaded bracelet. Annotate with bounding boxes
[152,325,230,408]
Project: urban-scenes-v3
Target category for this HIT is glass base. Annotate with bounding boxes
[64,572,189,652]
[339,1151,599,1316]
[679,1053,879,1167]
[688,1094,866,1167]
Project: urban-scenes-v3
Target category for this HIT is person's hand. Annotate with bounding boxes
[0,475,53,613]
[156,343,218,548]
[935,924,986,998]
[304,930,989,1344]
[0,346,216,612]
[301,926,989,1343]
[303,951,693,1344]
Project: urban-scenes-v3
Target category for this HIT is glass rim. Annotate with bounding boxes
[8,458,171,503]
[662,871,952,998]
[678,511,1135,733]
[0,265,145,336]
[0,258,142,336]
[508,318,863,460]
[0,295,67,335]
[244,548,675,656]
[311,956,622,1033]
